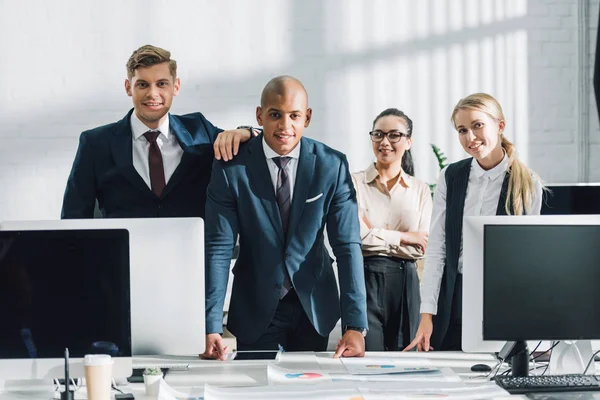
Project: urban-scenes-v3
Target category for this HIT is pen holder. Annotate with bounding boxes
[142,368,163,396]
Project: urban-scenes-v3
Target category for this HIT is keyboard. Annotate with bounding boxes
[495,374,600,394]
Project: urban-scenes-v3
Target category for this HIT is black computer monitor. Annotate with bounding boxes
[483,224,600,341]
[483,224,600,376]
[542,184,600,215]
[0,229,132,379]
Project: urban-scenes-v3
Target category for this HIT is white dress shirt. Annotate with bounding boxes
[131,112,184,190]
[262,138,301,200]
[420,154,543,314]
[351,164,433,260]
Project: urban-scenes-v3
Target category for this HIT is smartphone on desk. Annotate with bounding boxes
[229,350,280,361]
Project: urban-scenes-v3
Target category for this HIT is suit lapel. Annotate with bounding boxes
[287,138,316,244]
[110,110,155,198]
[246,136,285,243]
[161,115,197,198]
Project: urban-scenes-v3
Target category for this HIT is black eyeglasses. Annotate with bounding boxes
[369,130,410,143]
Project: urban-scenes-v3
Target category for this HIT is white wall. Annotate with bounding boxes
[0,0,598,221]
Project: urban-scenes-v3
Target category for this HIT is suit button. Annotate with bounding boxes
[157,205,163,209]
[275,284,281,291]
[284,253,290,260]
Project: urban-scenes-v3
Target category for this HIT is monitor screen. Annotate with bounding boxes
[483,224,600,341]
[0,218,205,359]
[0,229,131,361]
[542,184,600,215]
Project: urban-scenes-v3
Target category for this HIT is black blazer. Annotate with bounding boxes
[61,109,221,219]
[431,158,512,350]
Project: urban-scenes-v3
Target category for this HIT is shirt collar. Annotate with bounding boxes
[262,137,301,160]
[131,111,171,140]
[471,151,509,180]
[365,163,411,187]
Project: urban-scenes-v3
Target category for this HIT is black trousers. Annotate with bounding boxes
[440,273,463,351]
[236,289,329,352]
[364,256,420,351]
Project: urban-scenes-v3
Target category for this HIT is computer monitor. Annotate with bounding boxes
[0,229,132,380]
[462,215,600,354]
[0,218,205,359]
[542,184,600,214]
[484,220,600,375]
[483,224,600,341]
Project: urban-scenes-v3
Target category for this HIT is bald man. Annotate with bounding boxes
[202,76,367,359]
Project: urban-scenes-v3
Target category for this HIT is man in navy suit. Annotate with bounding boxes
[61,45,252,219]
[203,76,367,359]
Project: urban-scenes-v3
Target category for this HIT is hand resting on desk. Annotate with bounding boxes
[333,330,365,358]
[200,333,230,361]
[404,313,434,352]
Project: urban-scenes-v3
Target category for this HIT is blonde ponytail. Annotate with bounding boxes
[501,135,535,215]
[452,93,538,215]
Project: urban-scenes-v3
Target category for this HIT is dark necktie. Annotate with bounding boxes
[143,131,166,197]
[272,156,293,298]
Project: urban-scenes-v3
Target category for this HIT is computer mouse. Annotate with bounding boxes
[471,363,492,372]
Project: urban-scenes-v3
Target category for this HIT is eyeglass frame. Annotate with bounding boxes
[368,129,411,143]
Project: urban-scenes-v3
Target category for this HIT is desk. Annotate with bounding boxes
[2,352,598,400]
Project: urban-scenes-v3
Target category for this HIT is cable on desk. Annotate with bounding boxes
[112,378,125,394]
[529,341,542,357]
[582,349,600,375]
[530,341,560,362]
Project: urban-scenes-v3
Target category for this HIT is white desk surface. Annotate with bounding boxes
[3,351,600,400]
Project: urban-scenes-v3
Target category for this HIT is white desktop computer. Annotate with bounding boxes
[0,228,133,380]
[463,215,600,375]
[0,218,206,367]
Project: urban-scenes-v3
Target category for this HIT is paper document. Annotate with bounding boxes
[358,382,508,399]
[203,381,507,400]
[204,383,361,400]
[158,378,204,400]
[268,363,460,384]
[341,357,438,375]
[268,363,333,385]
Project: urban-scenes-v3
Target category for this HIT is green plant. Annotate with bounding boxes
[431,144,448,170]
[143,367,162,376]
[429,144,449,196]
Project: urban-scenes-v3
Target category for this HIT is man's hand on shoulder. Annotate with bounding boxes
[333,330,365,358]
[214,128,259,162]
[199,333,230,361]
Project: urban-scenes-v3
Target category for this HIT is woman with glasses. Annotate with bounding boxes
[351,108,433,351]
[404,93,544,352]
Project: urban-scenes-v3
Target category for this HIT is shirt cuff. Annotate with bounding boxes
[206,320,224,335]
[383,230,402,250]
[420,302,438,315]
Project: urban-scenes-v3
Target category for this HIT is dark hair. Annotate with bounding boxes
[372,108,414,176]
[126,45,177,80]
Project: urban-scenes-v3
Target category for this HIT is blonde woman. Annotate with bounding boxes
[352,108,432,351]
[405,93,543,352]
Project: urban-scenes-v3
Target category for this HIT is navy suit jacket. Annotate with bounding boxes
[61,109,221,219]
[205,135,367,344]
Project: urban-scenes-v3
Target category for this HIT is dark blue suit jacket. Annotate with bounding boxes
[205,135,367,344]
[61,109,221,219]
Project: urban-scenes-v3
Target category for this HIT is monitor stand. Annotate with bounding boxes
[548,340,596,375]
[508,341,529,377]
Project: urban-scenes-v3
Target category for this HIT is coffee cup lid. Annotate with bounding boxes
[83,354,113,366]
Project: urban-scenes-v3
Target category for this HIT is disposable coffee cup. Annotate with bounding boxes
[84,354,113,400]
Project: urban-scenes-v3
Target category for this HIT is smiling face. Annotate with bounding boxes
[454,108,505,165]
[371,115,411,167]
[256,80,311,155]
[124,62,180,130]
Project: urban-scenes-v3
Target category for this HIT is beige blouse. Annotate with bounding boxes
[351,163,433,260]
